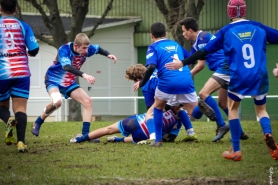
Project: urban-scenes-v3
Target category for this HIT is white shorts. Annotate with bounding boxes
[213,72,230,82]
[155,88,198,106]
[228,91,266,100]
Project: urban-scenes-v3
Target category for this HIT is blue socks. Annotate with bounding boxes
[260,117,272,135]
[192,106,203,119]
[35,116,44,126]
[154,107,163,142]
[205,96,225,127]
[76,133,90,142]
[229,119,242,152]
[114,137,125,142]
[178,110,193,130]
[146,118,155,135]
[82,122,90,135]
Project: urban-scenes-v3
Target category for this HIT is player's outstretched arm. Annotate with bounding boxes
[190,60,206,77]
[97,47,117,63]
[165,50,208,70]
[138,64,156,88]
[82,73,96,85]
[107,54,117,64]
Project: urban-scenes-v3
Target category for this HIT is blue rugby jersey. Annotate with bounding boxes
[204,20,278,96]
[190,31,229,75]
[146,39,195,94]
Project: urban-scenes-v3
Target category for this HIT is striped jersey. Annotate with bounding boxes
[0,16,39,80]
[137,109,181,137]
[45,42,99,87]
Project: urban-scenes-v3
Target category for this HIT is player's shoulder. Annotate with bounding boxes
[58,43,71,54]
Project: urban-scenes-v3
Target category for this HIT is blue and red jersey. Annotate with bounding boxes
[0,16,39,80]
[45,42,99,87]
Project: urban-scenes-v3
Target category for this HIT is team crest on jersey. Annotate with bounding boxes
[164,45,177,52]
[238,31,252,40]
[146,52,154,59]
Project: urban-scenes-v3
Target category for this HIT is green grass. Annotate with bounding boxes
[0,120,277,185]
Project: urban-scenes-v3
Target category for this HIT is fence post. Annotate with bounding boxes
[134,97,138,115]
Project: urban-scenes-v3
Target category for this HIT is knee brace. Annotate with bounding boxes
[44,92,62,116]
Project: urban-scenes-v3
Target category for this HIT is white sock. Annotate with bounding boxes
[149,133,156,140]
[186,128,195,136]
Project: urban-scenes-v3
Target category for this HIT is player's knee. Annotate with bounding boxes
[105,126,115,134]
[218,101,226,110]
[83,97,92,107]
[51,92,62,107]
[198,91,207,100]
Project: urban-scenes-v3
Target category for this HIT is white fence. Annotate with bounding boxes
[14,95,278,122]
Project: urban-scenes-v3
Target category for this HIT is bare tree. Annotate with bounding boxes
[155,0,205,50]
[18,0,114,121]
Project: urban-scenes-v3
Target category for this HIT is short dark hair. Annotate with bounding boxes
[179,17,199,32]
[1,0,17,14]
[150,22,166,38]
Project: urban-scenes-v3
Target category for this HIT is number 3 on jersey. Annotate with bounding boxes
[173,54,183,71]
[5,31,15,49]
[242,44,255,68]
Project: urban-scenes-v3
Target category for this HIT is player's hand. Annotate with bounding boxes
[82,73,95,84]
[134,81,140,92]
[108,54,117,64]
[273,63,278,78]
[165,56,183,70]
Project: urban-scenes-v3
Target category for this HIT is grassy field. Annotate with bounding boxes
[0,120,277,185]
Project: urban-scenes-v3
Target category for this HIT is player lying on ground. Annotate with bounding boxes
[125,64,197,143]
[70,106,185,144]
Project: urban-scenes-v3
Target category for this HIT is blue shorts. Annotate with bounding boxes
[45,80,80,99]
[0,77,30,102]
[142,91,155,109]
[117,115,149,143]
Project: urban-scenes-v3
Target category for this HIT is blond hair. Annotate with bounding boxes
[74,33,90,46]
[125,64,146,81]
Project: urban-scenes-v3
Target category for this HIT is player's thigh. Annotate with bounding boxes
[173,92,198,116]
[10,77,30,113]
[0,79,12,105]
[200,77,222,96]
[70,88,91,105]
[218,88,228,108]
[105,122,120,134]
[0,99,10,108]
[11,97,28,113]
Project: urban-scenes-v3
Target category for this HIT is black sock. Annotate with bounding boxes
[0,106,10,123]
[15,112,27,143]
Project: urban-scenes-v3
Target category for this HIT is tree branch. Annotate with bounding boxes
[15,3,23,20]
[155,0,169,22]
[24,0,52,30]
[196,0,205,20]
[87,0,114,38]
[68,0,89,41]
[34,33,54,46]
